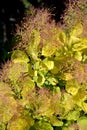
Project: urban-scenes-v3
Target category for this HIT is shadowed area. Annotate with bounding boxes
[0,0,25,62]
[0,0,68,62]
[28,0,68,22]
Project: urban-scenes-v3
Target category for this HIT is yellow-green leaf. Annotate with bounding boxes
[74,51,82,61]
[42,44,57,57]
[58,30,66,43]
[50,116,63,126]
[11,50,29,63]
[64,73,73,81]
[72,38,87,51]
[43,59,54,70]
[70,23,83,37]
[82,102,87,113]
[66,80,79,95]
[36,73,45,87]
[77,116,87,130]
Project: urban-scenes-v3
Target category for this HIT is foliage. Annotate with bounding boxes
[63,0,87,37]
[0,6,87,130]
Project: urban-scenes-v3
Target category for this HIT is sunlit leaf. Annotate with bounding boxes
[32,121,53,130]
[70,23,83,37]
[33,72,45,87]
[50,116,63,126]
[37,74,45,87]
[62,93,74,113]
[74,51,82,61]
[82,102,87,113]
[43,59,54,70]
[72,38,87,51]
[47,77,58,85]
[28,30,41,60]
[42,44,57,57]
[69,37,80,45]
[77,116,87,130]
[66,79,79,95]
[11,50,29,63]
[65,110,80,121]
[73,88,87,107]
[63,73,73,81]
[58,29,66,43]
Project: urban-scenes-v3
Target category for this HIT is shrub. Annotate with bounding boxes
[0,6,87,130]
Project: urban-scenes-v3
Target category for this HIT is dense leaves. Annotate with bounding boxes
[0,6,87,130]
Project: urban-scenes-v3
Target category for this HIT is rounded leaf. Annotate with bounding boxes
[70,23,83,37]
[77,116,87,130]
[7,62,28,82]
[42,44,57,57]
[43,59,54,70]
[33,121,53,130]
[66,80,79,95]
[50,116,63,126]
[11,50,29,63]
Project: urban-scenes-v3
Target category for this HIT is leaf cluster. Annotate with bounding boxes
[0,7,87,130]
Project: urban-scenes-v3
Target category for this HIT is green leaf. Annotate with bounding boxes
[51,65,59,74]
[63,73,73,81]
[33,121,53,130]
[66,110,80,121]
[70,23,83,37]
[28,30,41,60]
[47,77,58,85]
[11,50,29,63]
[0,123,6,130]
[62,93,74,113]
[72,38,87,51]
[66,80,79,95]
[28,63,34,77]
[73,89,87,107]
[62,127,68,130]
[42,44,57,57]
[43,59,54,70]
[33,72,45,87]
[74,51,82,61]
[77,116,87,130]
[58,29,66,43]
[82,102,87,113]
[50,116,63,126]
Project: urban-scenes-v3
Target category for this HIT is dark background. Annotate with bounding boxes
[0,0,68,62]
